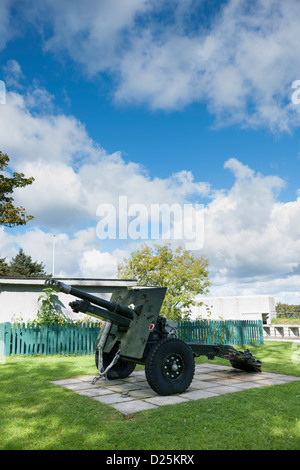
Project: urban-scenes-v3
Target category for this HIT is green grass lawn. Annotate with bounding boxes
[0,341,299,450]
[271,318,300,325]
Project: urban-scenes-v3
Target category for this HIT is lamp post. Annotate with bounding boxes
[52,234,56,277]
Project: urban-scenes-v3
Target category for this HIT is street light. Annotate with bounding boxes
[52,234,56,277]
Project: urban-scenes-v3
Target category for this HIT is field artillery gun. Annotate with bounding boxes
[45,278,262,396]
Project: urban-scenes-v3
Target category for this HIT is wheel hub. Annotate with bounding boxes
[162,354,184,381]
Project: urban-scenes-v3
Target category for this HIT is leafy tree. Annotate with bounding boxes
[117,243,210,321]
[276,302,300,318]
[9,248,48,277]
[0,151,34,227]
[0,257,10,276]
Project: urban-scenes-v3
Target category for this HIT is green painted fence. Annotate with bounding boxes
[177,320,264,347]
[0,319,263,357]
[0,322,101,357]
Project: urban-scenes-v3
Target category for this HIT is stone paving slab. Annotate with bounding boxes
[50,363,300,415]
[76,387,114,397]
[93,393,134,405]
[144,395,189,407]
[111,400,158,414]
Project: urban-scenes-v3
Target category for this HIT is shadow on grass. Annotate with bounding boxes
[0,351,299,450]
[194,341,300,376]
[248,341,300,376]
[0,356,116,450]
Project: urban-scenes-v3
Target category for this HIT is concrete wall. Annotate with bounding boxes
[0,277,137,323]
[190,295,276,324]
[0,277,277,326]
[263,324,300,340]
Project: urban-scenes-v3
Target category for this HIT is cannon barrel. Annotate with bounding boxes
[44,278,135,321]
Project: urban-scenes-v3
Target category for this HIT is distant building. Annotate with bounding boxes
[0,277,137,323]
[190,295,276,325]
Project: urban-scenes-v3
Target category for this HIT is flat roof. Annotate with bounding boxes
[198,295,274,300]
[0,277,137,287]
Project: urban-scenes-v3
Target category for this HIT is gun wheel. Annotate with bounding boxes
[95,350,136,379]
[145,337,195,396]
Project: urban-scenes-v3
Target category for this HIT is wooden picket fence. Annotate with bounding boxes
[177,320,264,347]
[0,322,101,357]
[0,319,263,357]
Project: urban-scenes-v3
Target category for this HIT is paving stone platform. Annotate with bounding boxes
[50,363,300,415]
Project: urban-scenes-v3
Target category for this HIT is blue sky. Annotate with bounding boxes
[1,0,300,304]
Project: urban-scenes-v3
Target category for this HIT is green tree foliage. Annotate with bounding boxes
[276,302,300,318]
[36,287,69,324]
[0,151,34,227]
[8,248,48,277]
[0,257,10,276]
[117,243,210,321]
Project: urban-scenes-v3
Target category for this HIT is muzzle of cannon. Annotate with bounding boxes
[45,278,262,396]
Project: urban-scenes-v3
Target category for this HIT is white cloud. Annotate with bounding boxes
[0,86,211,231]
[25,0,150,75]
[0,0,16,51]
[119,0,300,131]
[29,0,300,131]
[207,271,300,305]
[1,80,300,302]
[0,90,97,167]
[202,159,300,296]
[2,59,24,88]
[79,248,127,278]
[0,226,99,278]
[0,83,211,278]
[2,1,300,130]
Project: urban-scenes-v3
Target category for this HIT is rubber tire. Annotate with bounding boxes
[145,337,195,396]
[95,350,136,379]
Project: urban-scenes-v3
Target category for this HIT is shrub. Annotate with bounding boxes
[36,287,70,324]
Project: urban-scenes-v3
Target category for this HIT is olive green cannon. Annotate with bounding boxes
[45,278,261,396]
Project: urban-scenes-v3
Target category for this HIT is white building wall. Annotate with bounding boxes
[190,295,276,324]
[0,278,137,323]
